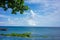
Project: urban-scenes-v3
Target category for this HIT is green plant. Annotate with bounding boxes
[0,0,29,14]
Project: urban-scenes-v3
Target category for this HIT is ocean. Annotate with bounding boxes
[0,27,60,40]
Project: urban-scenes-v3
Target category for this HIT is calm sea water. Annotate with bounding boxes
[0,27,60,40]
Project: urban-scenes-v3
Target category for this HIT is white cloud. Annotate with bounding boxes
[26,10,38,26]
[0,10,37,26]
[25,0,60,4]
[7,17,27,26]
[30,10,36,18]
[25,0,41,4]
[0,14,10,18]
[27,19,36,26]
[0,9,60,26]
[8,18,15,24]
[0,22,5,24]
[28,9,60,27]
[0,14,20,25]
[0,14,10,25]
[25,0,51,4]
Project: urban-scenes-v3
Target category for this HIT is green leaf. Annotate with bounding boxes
[0,0,29,14]
[20,10,24,14]
[23,6,29,10]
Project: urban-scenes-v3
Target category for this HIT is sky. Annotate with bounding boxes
[0,0,60,27]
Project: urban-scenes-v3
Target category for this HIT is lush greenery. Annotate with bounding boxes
[0,32,31,38]
[0,0,29,14]
[0,32,48,38]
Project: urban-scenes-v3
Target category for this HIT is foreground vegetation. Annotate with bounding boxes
[0,0,29,14]
[0,32,31,38]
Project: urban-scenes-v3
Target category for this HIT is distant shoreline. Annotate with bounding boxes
[0,26,60,28]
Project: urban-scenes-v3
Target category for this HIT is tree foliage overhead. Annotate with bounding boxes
[0,0,29,14]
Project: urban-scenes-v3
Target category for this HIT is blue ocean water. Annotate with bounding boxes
[0,27,60,40]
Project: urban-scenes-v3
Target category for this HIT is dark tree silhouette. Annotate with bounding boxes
[0,0,29,14]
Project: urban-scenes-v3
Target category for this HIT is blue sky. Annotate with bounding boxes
[0,0,60,27]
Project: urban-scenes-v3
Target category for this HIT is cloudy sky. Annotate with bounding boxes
[0,0,60,27]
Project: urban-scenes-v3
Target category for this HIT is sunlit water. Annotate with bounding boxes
[0,27,60,40]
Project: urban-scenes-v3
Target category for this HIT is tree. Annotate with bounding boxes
[0,0,29,14]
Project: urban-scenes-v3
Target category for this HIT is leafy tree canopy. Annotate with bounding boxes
[0,0,29,14]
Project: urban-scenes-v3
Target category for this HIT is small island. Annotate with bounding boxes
[0,32,49,38]
[0,28,7,31]
[0,32,31,38]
